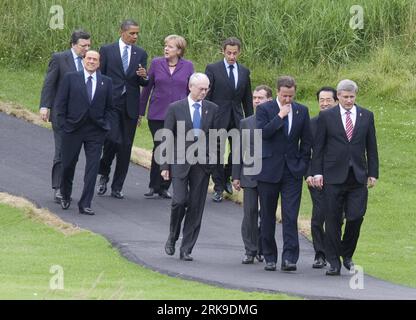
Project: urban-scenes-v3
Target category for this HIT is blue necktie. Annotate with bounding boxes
[228,64,235,89]
[122,45,129,73]
[86,76,93,103]
[193,103,201,135]
[76,56,83,71]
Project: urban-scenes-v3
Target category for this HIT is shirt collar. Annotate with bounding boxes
[71,48,81,60]
[276,98,292,112]
[188,95,202,107]
[223,58,237,69]
[339,104,356,115]
[84,69,97,81]
[119,38,130,50]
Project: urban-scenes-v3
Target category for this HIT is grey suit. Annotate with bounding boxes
[232,115,262,257]
[40,49,79,189]
[161,98,219,255]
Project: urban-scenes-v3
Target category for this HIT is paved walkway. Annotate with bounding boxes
[1,112,415,300]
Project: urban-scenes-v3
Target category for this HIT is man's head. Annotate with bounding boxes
[253,85,273,108]
[70,30,91,58]
[316,86,337,111]
[222,37,241,65]
[276,76,296,106]
[337,79,358,110]
[189,73,210,102]
[120,19,140,45]
[83,50,100,74]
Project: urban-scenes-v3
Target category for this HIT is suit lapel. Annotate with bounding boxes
[172,58,184,76]
[111,43,124,74]
[219,62,235,91]
[77,71,90,104]
[184,100,193,132]
[334,105,349,142]
[91,72,103,105]
[236,63,243,91]
[128,46,138,74]
[65,50,77,71]
[289,103,299,138]
[200,101,209,132]
[351,105,362,142]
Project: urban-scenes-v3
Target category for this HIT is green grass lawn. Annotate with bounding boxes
[0,66,415,289]
[0,203,296,300]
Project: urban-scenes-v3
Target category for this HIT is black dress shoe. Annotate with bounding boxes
[179,252,193,261]
[97,175,109,195]
[242,255,255,264]
[326,266,341,276]
[111,190,124,199]
[312,256,327,269]
[144,188,157,198]
[224,181,233,195]
[256,254,264,262]
[60,198,71,210]
[54,189,62,203]
[212,191,223,202]
[158,189,172,199]
[165,240,175,256]
[264,262,276,271]
[79,207,95,215]
[343,257,354,271]
[281,260,297,271]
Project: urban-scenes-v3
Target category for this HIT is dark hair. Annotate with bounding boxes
[70,29,90,46]
[316,86,337,101]
[254,85,273,98]
[222,37,241,51]
[120,19,139,31]
[276,76,296,91]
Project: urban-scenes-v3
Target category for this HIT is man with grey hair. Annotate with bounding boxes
[161,73,220,261]
[312,79,379,276]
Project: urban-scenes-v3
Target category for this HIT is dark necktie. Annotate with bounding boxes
[345,111,353,141]
[193,102,201,135]
[86,76,93,103]
[228,64,235,89]
[122,45,129,74]
[283,115,289,135]
[76,56,83,71]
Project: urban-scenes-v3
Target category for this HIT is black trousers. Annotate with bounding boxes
[212,133,233,193]
[50,107,62,190]
[60,119,106,209]
[99,101,138,192]
[148,119,171,192]
[242,187,262,256]
[308,186,326,259]
[168,165,210,255]
[324,168,367,269]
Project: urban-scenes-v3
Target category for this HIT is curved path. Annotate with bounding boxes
[1,112,415,300]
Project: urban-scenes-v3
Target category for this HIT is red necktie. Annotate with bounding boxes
[345,111,353,141]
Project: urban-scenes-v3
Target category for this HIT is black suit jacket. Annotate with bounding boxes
[256,99,312,183]
[311,104,379,184]
[160,98,220,178]
[99,42,149,119]
[55,71,113,133]
[205,61,253,129]
[39,49,78,119]
[305,115,319,177]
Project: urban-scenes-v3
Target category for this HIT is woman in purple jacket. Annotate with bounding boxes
[139,35,194,198]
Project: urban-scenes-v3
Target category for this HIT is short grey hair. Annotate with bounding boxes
[337,79,358,93]
[189,73,210,87]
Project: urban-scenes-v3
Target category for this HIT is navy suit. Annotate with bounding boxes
[98,41,149,192]
[55,70,113,209]
[256,99,311,265]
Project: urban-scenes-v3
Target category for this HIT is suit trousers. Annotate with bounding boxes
[324,168,367,269]
[148,120,171,192]
[50,107,62,190]
[60,119,106,208]
[242,187,262,256]
[212,135,233,193]
[308,186,326,259]
[99,99,138,192]
[169,165,210,255]
[258,166,303,264]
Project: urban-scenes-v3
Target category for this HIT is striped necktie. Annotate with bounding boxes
[345,111,353,141]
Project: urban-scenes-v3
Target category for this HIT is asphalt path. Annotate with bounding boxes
[1,112,415,299]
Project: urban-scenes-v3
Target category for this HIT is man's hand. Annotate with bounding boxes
[313,175,324,190]
[278,104,291,119]
[136,64,147,78]
[39,107,49,122]
[305,176,314,188]
[367,177,377,188]
[161,170,170,181]
[232,179,241,191]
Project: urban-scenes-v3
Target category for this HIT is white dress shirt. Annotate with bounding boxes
[188,96,201,122]
[84,70,97,100]
[339,104,357,130]
[119,38,131,65]
[277,99,293,134]
[71,48,83,71]
[223,58,238,88]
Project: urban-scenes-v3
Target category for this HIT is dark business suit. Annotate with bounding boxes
[312,104,379,270]
[232,115,262,257]
[205,60,253,193]
[98,41,149,192]
[161,98,219,256]
[40,49,79,190]
[256,99,311,265]
[55,70,113,209]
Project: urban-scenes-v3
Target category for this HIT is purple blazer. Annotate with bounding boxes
[139,57,194,120]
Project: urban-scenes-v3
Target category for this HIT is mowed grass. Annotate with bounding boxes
[0,203,296,300]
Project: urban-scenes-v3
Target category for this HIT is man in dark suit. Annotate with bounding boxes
[312,79,379,276]
[205,37,253,202]
[39,30,91,203]
[256,76,312,272]
[232,85,273,264]
[55,51,113,215]
[96,19,149,199]
[305,87,338,269]
[161,73,219,261]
